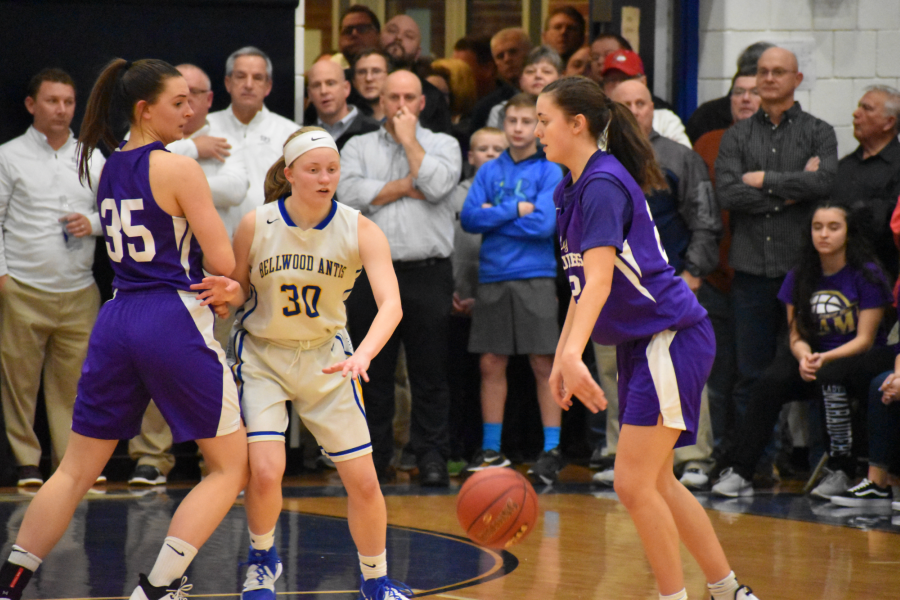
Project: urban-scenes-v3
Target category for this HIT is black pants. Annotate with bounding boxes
[730,343,894,481]
[346,259,453,473]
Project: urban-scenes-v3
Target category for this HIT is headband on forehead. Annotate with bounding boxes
[284,130,339,166]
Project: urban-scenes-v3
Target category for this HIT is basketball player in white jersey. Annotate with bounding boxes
[192,127,410,600]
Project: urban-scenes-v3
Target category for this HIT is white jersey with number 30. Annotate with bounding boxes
[239,198,362,345]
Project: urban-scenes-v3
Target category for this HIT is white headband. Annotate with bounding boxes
[284,130,339,166]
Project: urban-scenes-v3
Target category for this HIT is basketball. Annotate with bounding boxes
[456,468,538,550]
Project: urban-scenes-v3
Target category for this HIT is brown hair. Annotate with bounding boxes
[27,68,76,99]
[541,76,666,192]
[505,92,537,111]
[263,126,325,204]
[77,58,182,188]
[430,58,477,119]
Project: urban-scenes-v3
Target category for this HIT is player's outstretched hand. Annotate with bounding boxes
[323,353,371,381]
[191,276,241,308]
[558,358,606,414]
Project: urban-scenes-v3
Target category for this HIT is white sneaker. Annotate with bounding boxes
[242,546,283,600]
[592,467,615,486]
[130,575,192,600]
[810,468,851,500]
[680,467,709,489]
[711,468,753,498]
[734,584,760,599]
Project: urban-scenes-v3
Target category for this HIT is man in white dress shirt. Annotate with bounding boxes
[207,47,299,223]
[339,70,462,487]
[0,69,103,487]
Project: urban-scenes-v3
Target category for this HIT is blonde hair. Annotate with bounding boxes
[469,126,505,146]
[430,58,477,119]
[263,126,326,204]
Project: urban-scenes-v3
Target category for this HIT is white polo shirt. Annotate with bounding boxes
[0,126,104,292]
[167,121,250,236]
[206,105,300,223]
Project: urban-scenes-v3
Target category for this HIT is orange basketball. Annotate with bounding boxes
[456,468,538,550]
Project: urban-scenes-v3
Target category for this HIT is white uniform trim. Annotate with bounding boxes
[645,328,687,431]
[176,290,242,437]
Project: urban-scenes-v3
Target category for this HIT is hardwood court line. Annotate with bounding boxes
[282,510,517,596]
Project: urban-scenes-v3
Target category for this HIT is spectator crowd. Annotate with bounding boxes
[2,4,899,515]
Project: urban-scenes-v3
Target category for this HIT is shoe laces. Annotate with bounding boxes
[361,576,413,600]
[165,576,193,600]
[846,478,874,493]
[241,548,278,585]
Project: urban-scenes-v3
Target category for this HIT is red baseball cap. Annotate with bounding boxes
[601,49,645,77]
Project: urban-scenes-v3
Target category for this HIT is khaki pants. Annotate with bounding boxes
[593,342,714,468]
[0,278,99,467]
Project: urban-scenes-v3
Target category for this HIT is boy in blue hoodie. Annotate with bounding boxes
[460,93,565,484]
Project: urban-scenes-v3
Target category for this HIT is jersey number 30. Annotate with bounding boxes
[281,284,321,318]
[101,198,157,262]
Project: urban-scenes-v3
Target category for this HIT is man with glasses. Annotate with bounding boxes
[338,5,381,65]
[714,47,837,492]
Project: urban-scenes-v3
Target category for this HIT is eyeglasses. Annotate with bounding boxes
[341,23,375,36]
[355,67,385,78]
[757,68,795,79]
[189,88,210,96]
[731,87,759,97]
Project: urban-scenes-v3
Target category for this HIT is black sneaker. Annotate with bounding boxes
[128,465,166,486]
[830,478,893,508]
[419,459,449,487]
[16,466,43,487]
[129,574,192,600]
[528,448,565,485]
[465,449,511,473]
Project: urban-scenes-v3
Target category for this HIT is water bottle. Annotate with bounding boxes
[59,195,83,251]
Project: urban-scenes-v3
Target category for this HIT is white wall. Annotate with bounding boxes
[698,0,900,156]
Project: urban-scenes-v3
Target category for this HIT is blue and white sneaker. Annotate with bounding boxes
[359,575,413,599]
[241,546,283,600]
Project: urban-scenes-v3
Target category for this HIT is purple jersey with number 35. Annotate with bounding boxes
[95,141,204,292]
[554,150,706,346]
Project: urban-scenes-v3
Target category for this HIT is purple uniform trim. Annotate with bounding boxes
[96,141,205,292]
[554,150,707,346]
[616,318,715,448]
[72,289,235,443]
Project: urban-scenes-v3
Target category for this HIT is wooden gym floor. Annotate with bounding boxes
[1,464,898,600]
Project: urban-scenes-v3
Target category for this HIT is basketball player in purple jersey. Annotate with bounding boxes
[0,59,248,600]
[535,76,759,600]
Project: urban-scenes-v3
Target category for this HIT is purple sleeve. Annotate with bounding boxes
[856,264,893,309]
[579,176,633,253]
[777,270,796,305]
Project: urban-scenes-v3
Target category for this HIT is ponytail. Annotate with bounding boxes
[604,100,668,192]
[541,76,666,192]
[264,156,291,205]
[263,126,327,204]
[77,58,182,188]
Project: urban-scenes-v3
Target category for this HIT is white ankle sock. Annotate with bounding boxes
[148,537,197,587]
[660,589,688,600]
[249,527,276,551]
[9,546,41,572]
[708,571,739,600]
[358,550,387,580]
